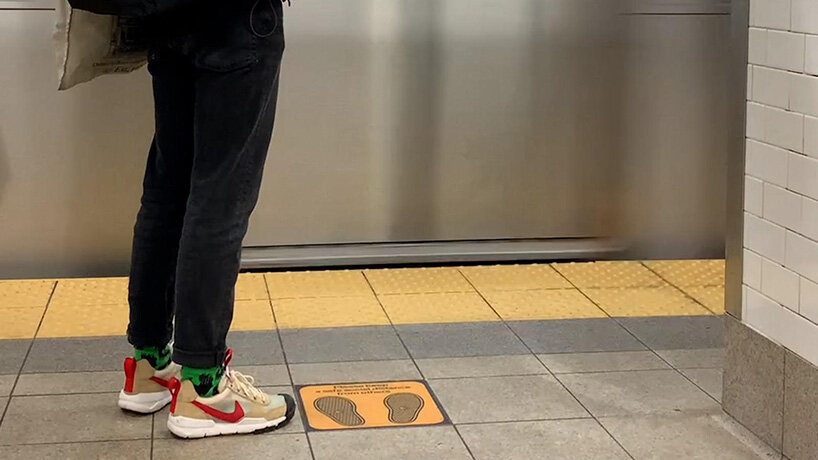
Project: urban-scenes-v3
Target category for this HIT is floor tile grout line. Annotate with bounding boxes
[459,268,635,459]
[538,359,637,460]
[449,422,478,459]
[360,271,425,379]
[674,371,723,402]
[603,323,721,406]
[13,391,124,397]
[456,269,550,372]
[521,334,637,459]
[8,366,722,397]
[261,275,317,460]
[460,270,648,454]
[7,351,531,375]
[453,415,596,427]
[360,271,477,460]
[546,366,712,376]
[454,268,506,323]
[567,280,705,319]
[425,372,550,381]
[639,261,723,316]
[498,269,641,460]
[780,351,787,453]
[674,365,724,371]
[225,349,718,366]
[5,365,721,397]
[4,321,721,363]
[2,330,723,373]
[0,437,153,448]
[427,368,669,381]
[553,260,722,317]
[150,413,155,460]
[551,267,723,404]
[0,280,58,427]
[2,294,724,341]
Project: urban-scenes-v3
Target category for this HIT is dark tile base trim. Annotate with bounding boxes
[723,315,784,452]
[723,314,818,460]
[783,351,818,460]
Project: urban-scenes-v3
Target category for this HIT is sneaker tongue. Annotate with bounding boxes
[218,372,230,393]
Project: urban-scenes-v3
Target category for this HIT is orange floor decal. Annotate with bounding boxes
[299,381,446,430]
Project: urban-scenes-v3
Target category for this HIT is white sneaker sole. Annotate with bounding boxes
[167,414,288,439]
[118,390,172,414]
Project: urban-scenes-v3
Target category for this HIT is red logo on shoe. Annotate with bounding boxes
[191,400,245,423]
[168,378,181,413]
[150,376,170,388]
[123,358,137,393]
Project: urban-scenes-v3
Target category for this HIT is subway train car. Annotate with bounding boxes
[0,0,741,279]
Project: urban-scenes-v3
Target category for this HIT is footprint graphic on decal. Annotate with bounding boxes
[314,396,365,427]
[384,392,424,424]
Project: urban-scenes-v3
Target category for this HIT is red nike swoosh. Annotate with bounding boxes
[150,376,170,388]
[191,400,245,423]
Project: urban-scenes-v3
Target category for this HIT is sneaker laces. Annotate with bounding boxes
[225,369,270,405]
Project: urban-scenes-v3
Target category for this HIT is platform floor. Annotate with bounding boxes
[0,260,780,459]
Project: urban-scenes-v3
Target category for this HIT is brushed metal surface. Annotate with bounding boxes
[619,13,731,259]
[0,1,741,278]
[244,0,625,246]
[242,238,625,269]
[0,10,152,278]
[725,0,748,319]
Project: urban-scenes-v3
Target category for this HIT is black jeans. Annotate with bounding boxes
[127,0,285,368]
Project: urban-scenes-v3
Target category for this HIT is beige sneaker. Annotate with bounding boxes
[118,357,181,413]
[166,351,296,438]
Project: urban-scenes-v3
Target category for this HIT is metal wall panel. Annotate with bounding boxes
[0,10,152,278]
[0,1,740,278]
[245,0,624,246]
[620,13,731,258]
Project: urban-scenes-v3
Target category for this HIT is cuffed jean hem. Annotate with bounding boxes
[172,346,227,368]
[127,331,172,351]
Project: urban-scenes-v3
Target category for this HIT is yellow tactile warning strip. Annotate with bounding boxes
[273,296,390,329]
[50,277,129,308]
[0,279,55,307]
[378,292,499,324]
[299,381,445,431]
[483,289,607,320]
[582,287,713,317]
[363,267,473,294]
[40,277,130,338]
[0,260,726,339]
[643,259,725,287]
[231,300,276,331]
[266,270,372,299]
[40,303,129,338]
[2,307,47,339]
[682,286,726,315]
[0,280,53,339]
[553,261,666,288]
[460,264,572,291]
[234,274,269,301]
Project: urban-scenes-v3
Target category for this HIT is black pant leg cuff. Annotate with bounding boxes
[172,347,226,368]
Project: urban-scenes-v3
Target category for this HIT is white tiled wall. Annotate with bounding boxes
[744,0,818,368]
[806,35,818,75]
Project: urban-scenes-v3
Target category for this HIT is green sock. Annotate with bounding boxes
[181,366,225,397]
[134,345,171,370]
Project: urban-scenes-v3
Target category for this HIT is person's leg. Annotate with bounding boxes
[158,1,296,437]
[120,45,194,414]
[170,0,285,379]
[127,46,196,359]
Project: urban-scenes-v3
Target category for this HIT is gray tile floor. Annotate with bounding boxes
[0,317,783,459]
